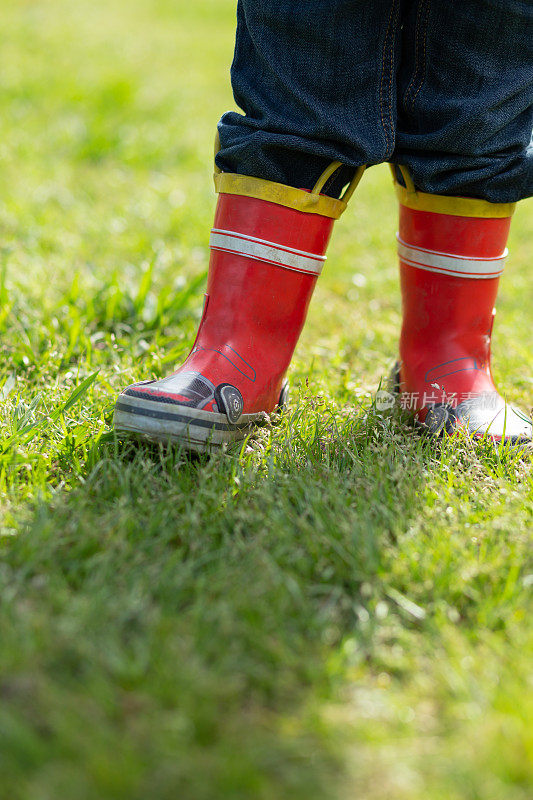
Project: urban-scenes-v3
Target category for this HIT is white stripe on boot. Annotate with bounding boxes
[397,235,507,279]
[210,229,327,275]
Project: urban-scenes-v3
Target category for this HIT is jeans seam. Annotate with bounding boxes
[410,0,430,112]
[379,0,398,155]
[403,0,425,108]
[388,0,400,146]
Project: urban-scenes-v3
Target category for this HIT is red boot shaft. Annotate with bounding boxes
[114,162,362,449]
[394,176,531,442]
[184,192,335,413]
[399,207,510,404]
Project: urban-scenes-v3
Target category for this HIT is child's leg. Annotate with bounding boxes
[115,0,400,449]
[391,0,532,442]
[216,0,402,195]
[395,0,532,202]
[115,0,404,450]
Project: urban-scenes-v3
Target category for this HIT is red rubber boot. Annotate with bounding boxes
[114,162,361,451]
[392,172,531,444]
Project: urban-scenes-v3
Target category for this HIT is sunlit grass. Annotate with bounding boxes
[0,1,532,799]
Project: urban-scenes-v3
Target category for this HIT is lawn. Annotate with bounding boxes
[0,1,532,798]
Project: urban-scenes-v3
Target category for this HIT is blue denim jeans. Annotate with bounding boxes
[216,0,533,202]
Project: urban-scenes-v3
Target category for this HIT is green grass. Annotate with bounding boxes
[1,1,532,798]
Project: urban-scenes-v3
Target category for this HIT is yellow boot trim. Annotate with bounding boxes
[214,166,364,219]
[214,172,343,218]
[213,131,364,219]
[391,165,516,218]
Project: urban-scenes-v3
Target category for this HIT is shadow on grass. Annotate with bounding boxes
[0,402,491,800]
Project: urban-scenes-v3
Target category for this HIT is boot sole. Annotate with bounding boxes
[388,362,532,446]
[113,394,261,453]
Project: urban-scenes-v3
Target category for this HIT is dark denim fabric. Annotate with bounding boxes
[216,0,533,202]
